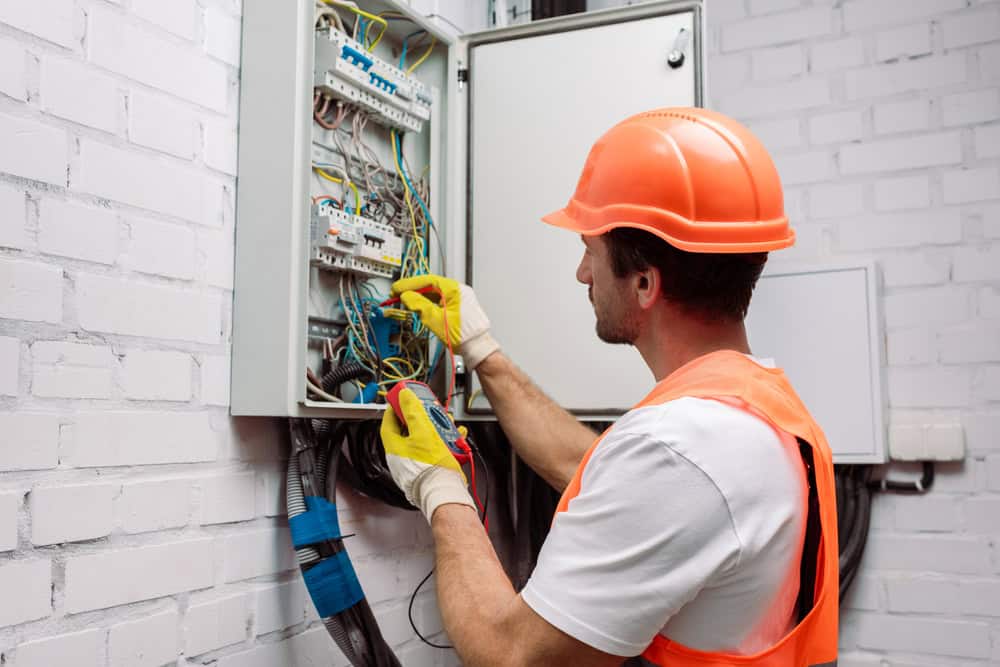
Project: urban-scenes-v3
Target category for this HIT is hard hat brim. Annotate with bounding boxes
[541,205,796,254]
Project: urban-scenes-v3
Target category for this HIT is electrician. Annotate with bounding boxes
[379,107,839,667]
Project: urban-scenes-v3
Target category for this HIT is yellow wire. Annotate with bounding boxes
[406,37,437,74]
[313,167,361,211]
[321,0,388,52]
[390,130,430,274]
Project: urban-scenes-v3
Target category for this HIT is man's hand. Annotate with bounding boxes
[391,275,500,370]
[380,388,476,522]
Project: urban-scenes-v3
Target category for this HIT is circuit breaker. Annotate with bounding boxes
[231,0,705,419]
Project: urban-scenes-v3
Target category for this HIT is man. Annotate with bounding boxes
[380,108,839,666]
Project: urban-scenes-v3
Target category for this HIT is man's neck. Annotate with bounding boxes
[635,308,752,382]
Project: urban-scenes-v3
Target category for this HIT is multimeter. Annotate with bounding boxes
[386,381,471,463]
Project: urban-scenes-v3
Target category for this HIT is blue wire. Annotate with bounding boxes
[393,132,434,262]
[399,29,425,69]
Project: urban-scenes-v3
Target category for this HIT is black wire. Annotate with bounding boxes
[407,442,491,650]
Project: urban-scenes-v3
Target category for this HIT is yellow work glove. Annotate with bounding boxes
[391,275,500,370]
[380,388,475,522]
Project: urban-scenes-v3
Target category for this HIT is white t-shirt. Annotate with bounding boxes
[520,395,807,657]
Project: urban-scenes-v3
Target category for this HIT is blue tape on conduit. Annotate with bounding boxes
[289,496,344,548]
[303,550,365,617]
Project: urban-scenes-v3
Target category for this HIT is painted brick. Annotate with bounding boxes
[64,411,217,467]
[0,38,27,101]
[939,326,1000,363]
[975,124,1000,159]
[941,8,1000,49]
[132,0,198,40]
[128,92,198,160]
[0,336,19,396]
[124,218,197,279]
[121,349,192,401]
[751,44,804,80]
[707,54,750,97]
[30,482,115,546]
[722,7,832,52]
[253,579,307,635]
[216,627,336,667]
[746,118,801,151]
[809,110,864,144]
[748,0,801,15]
[874,23,932,62]
[865,534,992,574]
[980,286,1000,318]
[14,628,103,667]
[256,463,285,517]
[88,6,229,112]
[76,273,222,343]
[31,340,114,399]
[200,354,230,406]
[774,151,831,185]
[873,99,931,135]
[873,174,930,211]
[0,559,50,627]
[846,54,966,100]
[184,593,250,655]
[197,471,255,524]
[0,113,67,186]
[717,78,831,118]
[842,574,881,611]
[964,413,1000,453]
[221,526,295,582]
[988,453,1000,487]
[76,139,216,225]
[40,57,121,134]
[943,89,1000,127]
[953,245,1000,282]
[855,612,990,659]
[204,5,242,67]
[888,366,971,408]
[840,132,962,174]
[843,0,966,31]
[965,497,1000,534]
[942,167,1000,204]
[197,227,235,289]
[884,286,971,327]
[38,199,119,264]
[808,182,864,219]
[838,209,962,251]
[887,328,933,365]
[958,580,1000,616]
[0,0,76,48]
[0,258,63,324]
[983,42,1000,83]
[0,491,18,552]
[881,252,949,287]
[64,538,213,613]
[119,478,189,533]
[810,37,865,73]
[109,609,178,667]
[0,182,27,249]
[893,495,961,532]
[886,576,961,614]
[0,414,60,471]
[203,116,239,175]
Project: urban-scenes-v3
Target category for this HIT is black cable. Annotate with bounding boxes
[869,461,935,493]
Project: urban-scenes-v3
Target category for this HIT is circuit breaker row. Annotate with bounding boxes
[314,28,433,133]
[310,203,404,279]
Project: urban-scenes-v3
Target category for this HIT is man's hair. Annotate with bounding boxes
[603,228,767,323]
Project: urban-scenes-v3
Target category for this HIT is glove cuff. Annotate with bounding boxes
[413,466,475,523]
[460,331,501,371]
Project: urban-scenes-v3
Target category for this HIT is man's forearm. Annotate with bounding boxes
[474,351,597,491]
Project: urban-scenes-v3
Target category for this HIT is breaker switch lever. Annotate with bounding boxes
[667,28,690,69]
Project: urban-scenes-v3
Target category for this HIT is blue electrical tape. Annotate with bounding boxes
[289,496,343,548]
[303,550,365,617]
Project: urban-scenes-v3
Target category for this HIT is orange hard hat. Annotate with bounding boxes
[542,107,795,253]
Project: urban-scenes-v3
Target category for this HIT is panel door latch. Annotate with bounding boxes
[667,28,690,69]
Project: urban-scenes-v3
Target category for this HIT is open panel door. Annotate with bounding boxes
[458,2,705,416]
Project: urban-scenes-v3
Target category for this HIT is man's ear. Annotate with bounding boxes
[635,266,660,310]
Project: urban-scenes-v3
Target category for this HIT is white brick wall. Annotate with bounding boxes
[698,0,1000,663]
[0,1,454,664]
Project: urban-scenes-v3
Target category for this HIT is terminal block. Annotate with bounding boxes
[310,203,404,279]
[314,28,432,133]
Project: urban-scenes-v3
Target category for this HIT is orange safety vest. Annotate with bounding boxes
[554,351,839,667]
